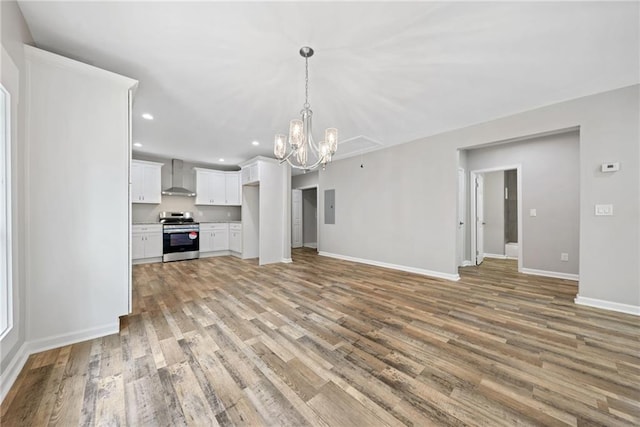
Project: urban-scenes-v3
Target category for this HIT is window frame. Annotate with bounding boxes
[0,82,13,339]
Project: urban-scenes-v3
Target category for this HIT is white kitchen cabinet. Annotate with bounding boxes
[241,162,260,185]
[195,168,225,205]
[200,223,229,252]
[229,223,242,253]
[225,172,242,205]
[195,168,241,206]
[132,224,163,261]
[131,160,162,203]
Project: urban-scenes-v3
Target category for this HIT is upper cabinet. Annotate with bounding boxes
[195,168,241,206]
[241,162,260,185]
[131,160,162,204]
[225,172,241,205]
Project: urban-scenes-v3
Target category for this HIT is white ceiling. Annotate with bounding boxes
[17,1,640,167]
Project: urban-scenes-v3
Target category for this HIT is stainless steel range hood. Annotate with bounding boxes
[162,159,196,197]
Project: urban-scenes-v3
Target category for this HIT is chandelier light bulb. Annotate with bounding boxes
[289,119,304,149]
[325,128,338,154]
[296,141,308,166]
[274,134,286,159]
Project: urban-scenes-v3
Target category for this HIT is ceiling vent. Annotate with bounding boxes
[331,135,383,160]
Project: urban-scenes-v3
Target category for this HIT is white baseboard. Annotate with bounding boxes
[132,256,162,265]
[281,258,293,263]
[521,267,579,281]
[199,250,231,258]
[575,296,640,316]
[303,242,317,249]
[484,253,507,259]
[319,251,460,281]
[1,322,119,404]
[26,322,120,355]
[461,260,473,267]
[0,342,29,403]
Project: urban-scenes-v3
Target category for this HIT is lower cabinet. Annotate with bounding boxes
[200,222,242,257]
[132,224,163,262]
[200,223,229,252]
[229,223,242,253]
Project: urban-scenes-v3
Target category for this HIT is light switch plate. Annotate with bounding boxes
[529,208,537,217]
[595,204,613,216]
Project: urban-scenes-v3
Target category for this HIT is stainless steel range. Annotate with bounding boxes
[160,211,199,262]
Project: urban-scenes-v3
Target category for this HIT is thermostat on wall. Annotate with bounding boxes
[601,162,620,172]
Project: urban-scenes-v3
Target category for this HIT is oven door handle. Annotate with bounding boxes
[164,229,199,234]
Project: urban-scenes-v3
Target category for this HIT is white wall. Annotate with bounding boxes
[320,85,639,310]
[0,0,33,397]
[483,171,505,256]
[24,47,137,343]
[467,131,580,275]
[258,160,289,264]
[241,158,290,265]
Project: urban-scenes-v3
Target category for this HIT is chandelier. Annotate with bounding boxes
[274,46,338,171]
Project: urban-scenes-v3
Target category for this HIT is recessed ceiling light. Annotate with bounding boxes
[252,140,260,146]
[142,113,154,120]
[133,142,143,148]
[219,158,225,162]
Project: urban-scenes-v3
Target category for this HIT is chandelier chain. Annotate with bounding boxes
[304,56,310,109]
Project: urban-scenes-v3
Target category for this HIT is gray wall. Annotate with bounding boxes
[132,153,240,223]
[468,131,580,275]
[483,171,505,256]
[0,0,33,382]
[302,188,317,246]
[319,85,639,307]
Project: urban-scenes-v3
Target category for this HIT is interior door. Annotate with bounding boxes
[292,189,302,248]
[476,174,485,265]
[457,169,466,266]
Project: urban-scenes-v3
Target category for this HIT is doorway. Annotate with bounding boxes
[291,186,318,250]
[470,166,522,271]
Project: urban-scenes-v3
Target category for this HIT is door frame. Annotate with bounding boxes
[456,168,466,267]
[294,184,319,250]
[291,189,303,248]
[470,165,523,272]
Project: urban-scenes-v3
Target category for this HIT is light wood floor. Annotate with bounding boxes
[2,249,639,426]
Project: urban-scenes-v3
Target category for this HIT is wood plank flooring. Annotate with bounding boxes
[2,249,639,426]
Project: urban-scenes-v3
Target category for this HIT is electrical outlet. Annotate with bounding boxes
[595,204,613,216]
[227,212,231,217]
[561,253,569,262]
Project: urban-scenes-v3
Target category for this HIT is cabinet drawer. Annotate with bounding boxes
[229,223,242,231]
[132,224,162,234]
[200,223,229,231]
